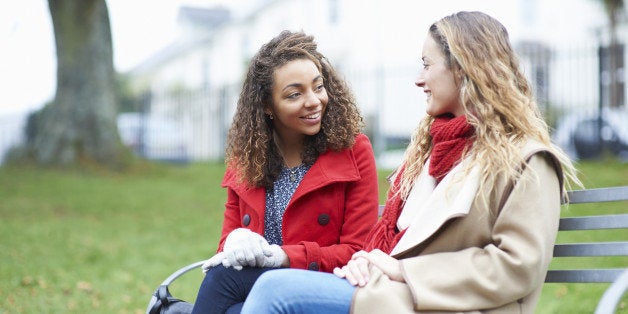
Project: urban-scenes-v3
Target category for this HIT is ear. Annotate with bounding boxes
[264,107,273,116]
[453,67,465,86]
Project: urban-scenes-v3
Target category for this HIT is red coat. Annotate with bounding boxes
[217,133,379,272]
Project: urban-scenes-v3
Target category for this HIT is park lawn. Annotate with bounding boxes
[0,158,626,313]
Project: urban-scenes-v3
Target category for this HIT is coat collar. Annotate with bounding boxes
[390,139,558,256]
[221,146,361,209]
[390,158,481,256]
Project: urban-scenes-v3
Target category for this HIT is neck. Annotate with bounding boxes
[273,132,304,168]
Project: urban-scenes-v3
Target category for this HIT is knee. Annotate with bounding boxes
[242,270,295,311]
[201,265,238,285]
[250,269,294,296]
[255,269,291,288]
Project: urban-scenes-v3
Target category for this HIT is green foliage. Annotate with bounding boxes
[115,73,144,113]
[0,160,626,313]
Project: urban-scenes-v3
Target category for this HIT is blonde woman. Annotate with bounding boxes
[241,11,580,313]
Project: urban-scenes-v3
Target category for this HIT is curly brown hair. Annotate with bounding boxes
[225,30,364,188]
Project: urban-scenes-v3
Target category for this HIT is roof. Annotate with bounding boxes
[177,6,231,30]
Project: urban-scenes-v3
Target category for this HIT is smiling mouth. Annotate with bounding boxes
[302,112,321,119]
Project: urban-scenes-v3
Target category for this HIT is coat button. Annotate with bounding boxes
[317,214,330,226]
[242,214,251,226]
[308,262,319,271]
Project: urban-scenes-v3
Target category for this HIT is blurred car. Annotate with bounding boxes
[553,107,628,160]
[117,112,190,163]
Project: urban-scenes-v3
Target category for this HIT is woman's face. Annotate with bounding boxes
[268,58,328,143]
[415,34,464,117]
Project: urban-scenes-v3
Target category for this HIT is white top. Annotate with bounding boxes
[396,160,436,230]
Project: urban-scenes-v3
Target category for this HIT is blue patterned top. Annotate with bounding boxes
[264,164,310,245]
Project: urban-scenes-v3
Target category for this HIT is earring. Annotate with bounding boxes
[268,113,274,120]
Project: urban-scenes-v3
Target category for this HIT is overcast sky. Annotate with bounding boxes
[0,0,227,114]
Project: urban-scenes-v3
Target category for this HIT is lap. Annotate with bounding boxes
[241,269,354,314]
[192,266,274,314]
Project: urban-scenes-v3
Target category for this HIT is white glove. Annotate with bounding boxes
[222,228,273,270]
[260,244,288,268]
[200,229,288,272]
[201,252,226,273]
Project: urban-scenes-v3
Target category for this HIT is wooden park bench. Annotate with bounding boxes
[146,186,628,314]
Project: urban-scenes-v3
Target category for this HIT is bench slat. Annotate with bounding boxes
[553,242,628,257]
[559,214,628,231]
[567,186,628,204]
[545,269,625,283]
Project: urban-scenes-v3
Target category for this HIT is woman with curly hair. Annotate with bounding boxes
[241,11,581,313]
[191,30,379,313]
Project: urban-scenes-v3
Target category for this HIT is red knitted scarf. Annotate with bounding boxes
[364,164,408,253]
[364,114,474,254]
[429,114,475,183]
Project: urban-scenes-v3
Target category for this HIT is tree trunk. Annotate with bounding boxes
[21,0,128,168]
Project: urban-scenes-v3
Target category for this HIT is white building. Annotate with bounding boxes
[127,0,622,162]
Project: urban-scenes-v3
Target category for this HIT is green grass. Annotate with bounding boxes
[0,159,626,313]
[0,163,226,313]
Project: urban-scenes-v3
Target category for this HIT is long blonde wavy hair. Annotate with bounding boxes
[397,11,580,205]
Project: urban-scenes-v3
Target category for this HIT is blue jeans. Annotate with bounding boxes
[241,269,355,314]
[191,265,274,314]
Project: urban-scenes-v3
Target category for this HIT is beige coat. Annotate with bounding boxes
[351,141,564,314]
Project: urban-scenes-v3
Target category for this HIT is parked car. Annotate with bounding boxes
[117,112,190,163]
[553,107,628,160]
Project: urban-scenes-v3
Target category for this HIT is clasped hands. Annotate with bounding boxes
[202,228,287,272]
[333,249,404,287]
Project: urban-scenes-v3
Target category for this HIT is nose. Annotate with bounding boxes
[305,90,322,107]
[415,76,425,88]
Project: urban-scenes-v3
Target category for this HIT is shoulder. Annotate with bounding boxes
[519,139,551,158]
[314,134,375,179]
[342,133,376,165]
[519,139,560,168]
[351,133,374,153]
[518,139,564,190]
[322,133,374,158]
[221,163,246,188]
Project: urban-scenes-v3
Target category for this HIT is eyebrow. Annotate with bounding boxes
[281,75,323,92]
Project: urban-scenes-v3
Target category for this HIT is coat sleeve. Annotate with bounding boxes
[399,152,561,311]
[282,134,380,271]
[215,186,241,253]
[330,134,380,267]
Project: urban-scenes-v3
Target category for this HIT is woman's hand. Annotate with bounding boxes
[333,253,371,287]
[359,249,405,283]
[333,249,404,287]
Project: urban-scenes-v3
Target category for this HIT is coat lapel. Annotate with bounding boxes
[390,159,481,256]
[290,147,360,202]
